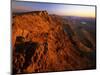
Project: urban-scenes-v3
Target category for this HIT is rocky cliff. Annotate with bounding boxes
[12,11,96,74]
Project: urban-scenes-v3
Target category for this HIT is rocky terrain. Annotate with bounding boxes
[12,11,96,74]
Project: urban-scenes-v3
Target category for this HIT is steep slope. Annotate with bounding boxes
[12,11,96,74]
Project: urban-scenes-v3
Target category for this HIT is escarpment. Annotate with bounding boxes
[12,11,96,74]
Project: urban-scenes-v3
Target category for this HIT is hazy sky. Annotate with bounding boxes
[12,1,96,18]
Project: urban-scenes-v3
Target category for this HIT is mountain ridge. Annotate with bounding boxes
[12,11,96,74]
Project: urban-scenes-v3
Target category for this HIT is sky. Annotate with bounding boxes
[12,1,96,18]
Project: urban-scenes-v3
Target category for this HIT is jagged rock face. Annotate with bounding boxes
[12,11,96,74]
[12,11,51,47]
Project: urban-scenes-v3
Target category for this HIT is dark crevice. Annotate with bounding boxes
[13,36,39,73]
